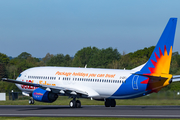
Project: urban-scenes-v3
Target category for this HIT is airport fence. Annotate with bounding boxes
[8,92,28,100]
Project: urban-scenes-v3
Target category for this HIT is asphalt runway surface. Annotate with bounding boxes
[0,105,180,118]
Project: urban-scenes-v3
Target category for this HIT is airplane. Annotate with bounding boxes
[2,18,180,108]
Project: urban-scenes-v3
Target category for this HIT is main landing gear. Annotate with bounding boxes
[29,98,34,104]
[69,98,81,108]
[105,99,116,107]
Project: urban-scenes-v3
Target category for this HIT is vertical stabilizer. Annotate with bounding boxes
[137,18,177,76]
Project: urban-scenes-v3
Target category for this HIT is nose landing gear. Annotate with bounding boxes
[29,98,34,104]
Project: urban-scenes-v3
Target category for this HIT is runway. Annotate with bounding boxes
[0,105,180,118]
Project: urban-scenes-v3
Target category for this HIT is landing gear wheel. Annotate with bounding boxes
[105,99,111,107]
[111,99,116,107]
[105,99,116,107]
[76,100,81,108]
[29,98,34,104]
[69,100,76,108]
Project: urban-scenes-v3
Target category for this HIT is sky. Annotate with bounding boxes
[0,0,180,58]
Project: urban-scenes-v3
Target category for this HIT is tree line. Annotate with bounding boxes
[0,46,180,92]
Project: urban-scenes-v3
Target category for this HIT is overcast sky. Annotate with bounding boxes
[0,0,180,58]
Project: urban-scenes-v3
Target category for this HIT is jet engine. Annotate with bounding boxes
[32,88,58,103]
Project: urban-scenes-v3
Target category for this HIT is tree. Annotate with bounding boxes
[46,54,72,67]
[72,47,98,67]
[0,63,7,79]
[119,46,155,69]
[42,53,54,64]
[64,54,72,67]
[72,47,121,68]
[6,65,17,79]
[129,46,155,59]
[0,53,10,65]
[7,52,42,79]
[17,59,34,73]
[17,52,31,59]
[88,47,121,68]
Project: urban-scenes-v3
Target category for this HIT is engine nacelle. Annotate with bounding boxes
[32,88,58,103]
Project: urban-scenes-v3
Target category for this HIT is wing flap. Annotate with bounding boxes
[40,84,88,96]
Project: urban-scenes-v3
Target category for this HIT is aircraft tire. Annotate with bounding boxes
[29,99,31,104]
[29,99,34,104]
[111,99,116,107]
[76,100,81,108]
[31,99,34,104]
[105,99,111,107]
[69,100,76,108]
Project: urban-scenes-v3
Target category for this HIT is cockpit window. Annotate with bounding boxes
[18,74,22,78]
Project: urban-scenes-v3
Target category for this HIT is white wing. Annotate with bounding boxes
[2,78,95,97]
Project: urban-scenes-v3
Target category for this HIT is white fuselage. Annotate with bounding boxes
[16,67,135,99]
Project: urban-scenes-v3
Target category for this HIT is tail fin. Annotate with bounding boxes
[137,18,177,76]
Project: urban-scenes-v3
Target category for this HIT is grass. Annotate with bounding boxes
[0,90,179,105]
[1,95,180,106]
[0,117,180,120]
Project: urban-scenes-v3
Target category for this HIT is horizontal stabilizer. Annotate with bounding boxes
[172,75,180,82]
[134,73,168,81]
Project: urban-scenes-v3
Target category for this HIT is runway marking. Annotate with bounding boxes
[0,114,180,118]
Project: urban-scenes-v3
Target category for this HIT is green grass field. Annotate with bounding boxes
[1,95,180,106]
[0,117,180,120]
[0,90,179,105]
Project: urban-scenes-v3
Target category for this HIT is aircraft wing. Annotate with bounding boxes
[2,78,41,87]
[172,75,180,82]
[2,78,89,97]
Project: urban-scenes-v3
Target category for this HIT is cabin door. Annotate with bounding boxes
[132,75,138,90]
